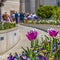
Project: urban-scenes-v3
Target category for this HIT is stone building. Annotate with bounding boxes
[1,0,60,14]
[1,0,20,14]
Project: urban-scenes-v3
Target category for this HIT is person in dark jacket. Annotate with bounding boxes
[15,12,18,24]
[20,12,24,23]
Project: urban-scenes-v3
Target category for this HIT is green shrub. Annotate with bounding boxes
[54,7,60,21]
[36,6,54,19]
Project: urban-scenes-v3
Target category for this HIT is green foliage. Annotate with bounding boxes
[22,47,39,60]
[55,49,60,60]
[36,6,60,23]
[0,23,3,30]
[39,20,48,24]
[3,23,10,29]
[36,6,54,19]
[53,7,60,21]
[31,39,39,48]
[49,21,55,25]
[0,22,16,30]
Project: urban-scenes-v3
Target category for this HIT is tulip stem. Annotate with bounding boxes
[35,39,39,47]
[50,40,53,55]
[31,40,34,48]
[56,39,58,50]
[53,38,55,45]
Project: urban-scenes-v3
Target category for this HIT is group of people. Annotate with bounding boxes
[27,13,38,20]
[1,12,38,24]
[2,12,25,24]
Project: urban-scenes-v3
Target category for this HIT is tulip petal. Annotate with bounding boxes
[48,29,58,37]
[26,30,38,41]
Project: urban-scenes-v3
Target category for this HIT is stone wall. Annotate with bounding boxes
[0,27,20,54]
[0,25,48,60]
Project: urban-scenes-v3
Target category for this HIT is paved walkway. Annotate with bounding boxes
[21,24,60,33]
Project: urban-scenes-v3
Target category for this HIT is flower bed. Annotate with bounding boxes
[0,22,16,30]
[7,28,60,60]
[24,20,60,25]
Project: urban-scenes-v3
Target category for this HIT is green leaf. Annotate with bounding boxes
[21,47,27,53]
[55,48,60,58]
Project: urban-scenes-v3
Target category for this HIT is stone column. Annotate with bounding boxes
[25,0,31,13]
[43,0,57,6]
[40,0,44,5]
[30,0,35,13]
[35,0,40,12]
[20,0,25,13]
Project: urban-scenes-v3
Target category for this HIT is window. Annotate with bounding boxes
[14,33,16,36]
[0,37,4,40]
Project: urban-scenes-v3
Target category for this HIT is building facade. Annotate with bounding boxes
[1,0,60,14]
[21,0,57,13]
[1,0,20,14]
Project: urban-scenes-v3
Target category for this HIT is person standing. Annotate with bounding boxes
[15,12,18,24]
[2,12,9,21]
[20,12,24,23]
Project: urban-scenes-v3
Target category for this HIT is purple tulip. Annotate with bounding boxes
[44,57,48,60]
[41,48,45,50]
[8,56,14,60]
[48,28,58,37]
[38,55,43,60]
[13,53,18,59]
[53,49,56,52]
[26,30,38,41]
[58,41,60,46]
[38,55,48,60]
[21,55,27,60]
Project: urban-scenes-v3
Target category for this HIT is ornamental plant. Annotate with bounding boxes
[48,28,58,37]
[22,47,39,60]
[47,28,59,56]
[25,29,60,60]
[36,6,54,19]
[7,29,60,60]
[55,48,60,60]
[26,30,38,48]
[0,22,16,30]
